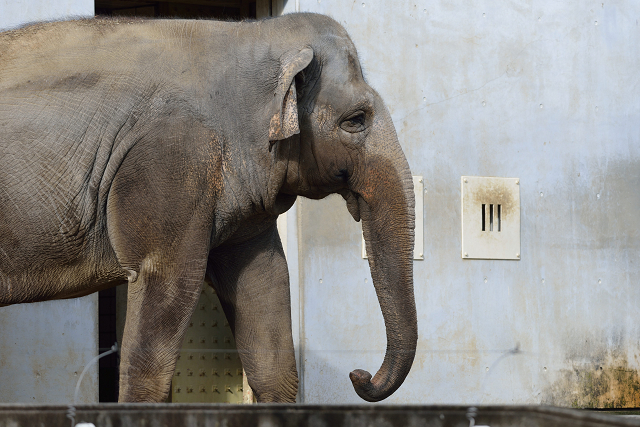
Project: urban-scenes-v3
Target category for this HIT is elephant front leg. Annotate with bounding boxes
[209,223,298,403]
[118,256,205,402]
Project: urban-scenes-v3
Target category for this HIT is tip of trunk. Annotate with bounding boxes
[349,369,394,402]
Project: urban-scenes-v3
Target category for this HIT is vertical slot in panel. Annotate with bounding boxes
[497,204,501,232]
[490,204,494,231]
[482,204,486,231]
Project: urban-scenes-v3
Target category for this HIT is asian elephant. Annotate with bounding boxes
[0,13,417,403]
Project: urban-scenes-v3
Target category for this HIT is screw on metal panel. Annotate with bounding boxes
[598,279,602,284]
[597,193,600,199]
[199,369,206,377]
[516,253,520,258]
[175,387,181,393]
[200,385,206,393]
[419,253,423,258]
[212,337,218,343]
[419,178,423,183]
[237,369,243,376]
[224,336,231,343]
[464,178,468,183]
[515,180,519,185]
[212,369,218,376]
[200,337,206,343]
[188,354,194,360]
[212,385,219,393]
[189,322,193,327]
[464,253,468,257]
[540,104,543,108]
[176,370,181,376]
[200,354,206,360]
[237,385,243,392]
[212,320,218,327]
[226,385,232,393]
[482,101,486,106]
[225,353,231,360]
[225,369,232,376]
[200,321,206,327]
[187,369,193,376]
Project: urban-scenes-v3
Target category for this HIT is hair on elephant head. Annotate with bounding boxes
[0,13,416,403]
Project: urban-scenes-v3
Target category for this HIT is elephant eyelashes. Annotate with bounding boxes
[340,111,367,133]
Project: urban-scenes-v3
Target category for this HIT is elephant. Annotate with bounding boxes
[0,13,417,403]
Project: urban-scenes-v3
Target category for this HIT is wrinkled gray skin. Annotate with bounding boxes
[0,14,417,403]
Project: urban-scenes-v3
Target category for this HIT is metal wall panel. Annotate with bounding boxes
[0,0,98,404]
[283,0,640,406]
[171,285,245,403]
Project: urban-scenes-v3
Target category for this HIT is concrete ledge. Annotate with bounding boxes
[0,404,637,427]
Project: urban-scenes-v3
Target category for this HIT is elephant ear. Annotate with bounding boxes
[268,47,314,142]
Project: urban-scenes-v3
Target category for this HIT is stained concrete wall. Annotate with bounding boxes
[282,0,640,406]
[0,0,98,404]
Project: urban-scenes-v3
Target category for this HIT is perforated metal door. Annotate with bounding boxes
[171,285,244,403]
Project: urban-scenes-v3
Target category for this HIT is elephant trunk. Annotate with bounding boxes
[347,107,417,402]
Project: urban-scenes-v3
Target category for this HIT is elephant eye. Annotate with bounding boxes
[340,111,366,133]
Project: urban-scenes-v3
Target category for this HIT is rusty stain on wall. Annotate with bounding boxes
[544,352,640,408]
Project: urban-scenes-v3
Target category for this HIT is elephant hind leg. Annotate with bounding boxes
[208,223,298,403]
[118,254,206,402]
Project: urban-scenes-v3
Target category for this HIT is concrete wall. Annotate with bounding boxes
[0,0,93,30]
[282,0,640,406]
[0,0,98,404]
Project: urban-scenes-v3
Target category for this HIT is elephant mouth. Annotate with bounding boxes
[339,189,362,222]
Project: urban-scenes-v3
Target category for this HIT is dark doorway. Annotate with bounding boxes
[98,287,119,402]
[95,0,256,20]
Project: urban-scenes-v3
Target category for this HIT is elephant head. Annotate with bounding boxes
[267,15,418,402]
